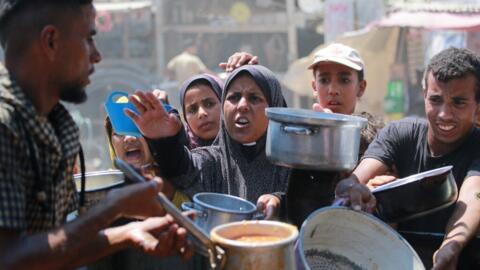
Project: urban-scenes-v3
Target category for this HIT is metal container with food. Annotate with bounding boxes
[210,220,298,270]
[299,207,424,270]
[74,170,124,210]
[372,165,458,223]
[265,108,367,170]
[181,192,257,234]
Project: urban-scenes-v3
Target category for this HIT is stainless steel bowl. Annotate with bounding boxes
[74,170,125,209]
[372,166,458,223]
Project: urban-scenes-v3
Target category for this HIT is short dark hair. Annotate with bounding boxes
[423,47,480,102]
[0,0,92,48]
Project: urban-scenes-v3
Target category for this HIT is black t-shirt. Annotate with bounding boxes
[364,117,480,232]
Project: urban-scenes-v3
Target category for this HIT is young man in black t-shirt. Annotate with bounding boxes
[336,47,480,269]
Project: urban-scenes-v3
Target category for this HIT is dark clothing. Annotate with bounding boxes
[282,112,383,229]
[0,65,79,232]
[149,65,290,203]
[284,170,341,228]
[179,74,224,149]
[363,117,480,233]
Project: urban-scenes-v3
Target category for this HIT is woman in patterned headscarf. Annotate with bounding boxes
[179,74,223,149]
[127,65,290,206]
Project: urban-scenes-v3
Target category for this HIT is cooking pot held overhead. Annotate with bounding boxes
[265,108,367,171]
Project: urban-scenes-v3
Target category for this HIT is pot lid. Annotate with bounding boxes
[265,107,368,127]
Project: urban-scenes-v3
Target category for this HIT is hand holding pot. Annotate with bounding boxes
[125,91,182,139]
[256,194,280,220]
[125,215,193,260]
[366,175,397,190]
[335,176,376,213]
[312,103,333,113]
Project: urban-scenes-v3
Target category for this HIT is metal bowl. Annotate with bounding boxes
[372,166,458,223]
[299,207,425,270]
[74,170,125,209]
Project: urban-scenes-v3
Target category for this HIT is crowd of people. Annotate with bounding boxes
[0,1,479,270]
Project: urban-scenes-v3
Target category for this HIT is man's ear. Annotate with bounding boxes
[39,25,60,61]
[357,80,366,98]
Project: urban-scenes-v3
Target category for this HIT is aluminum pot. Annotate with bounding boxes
[181,192,257,234]
[210,220,298,270]
[74,170,124,210]
[299,207,424,270]
[372,166,458,223]
[265,108,367,170]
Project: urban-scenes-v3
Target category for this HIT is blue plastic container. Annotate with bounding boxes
[104,91,142,137]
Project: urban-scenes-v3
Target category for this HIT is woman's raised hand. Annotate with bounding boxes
[125,91,182,139]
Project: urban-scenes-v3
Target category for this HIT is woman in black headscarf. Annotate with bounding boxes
[127,65,290,204]
[179,74,223,149]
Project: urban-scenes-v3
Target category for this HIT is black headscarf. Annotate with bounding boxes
[177,65,290,202]
[179,74,223,149]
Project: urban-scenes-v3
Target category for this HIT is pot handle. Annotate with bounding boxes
[282,125,313,135]
[181,202,207,219]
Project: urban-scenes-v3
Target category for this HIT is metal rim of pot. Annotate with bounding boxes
[193,192,257,215]
[210,220,298,249]
[299,207,425,270]
[372,165,458,223]
[265,107,368,127]
[73,170,124,192]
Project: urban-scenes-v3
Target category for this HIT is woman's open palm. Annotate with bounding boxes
[125,91,182,139]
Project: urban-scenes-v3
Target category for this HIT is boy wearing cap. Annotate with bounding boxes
[308,43,367,114]
[255,44,384,226]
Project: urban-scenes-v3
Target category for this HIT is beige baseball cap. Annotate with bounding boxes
[308,43,365,71]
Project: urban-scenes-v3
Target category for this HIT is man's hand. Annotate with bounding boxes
[432,241,461,270]
[123,215,193,259]
[125,91,182,139]
[366,175,396,190]
[256,194,280,220]
[335,176,376,212]
[219,52,259,72]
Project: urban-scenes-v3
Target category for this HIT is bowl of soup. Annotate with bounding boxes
[210,220,298,270]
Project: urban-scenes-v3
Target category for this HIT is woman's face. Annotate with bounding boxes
[184,84,221,140]
[223,74,269,144]
[111,133,153,168]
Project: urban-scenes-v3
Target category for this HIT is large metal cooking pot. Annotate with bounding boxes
[265,108,367,170]
[299,207,424,270]
[372,166,458,223]
[181,193,257,234]
[74,170,124,210]
[210,220,298,270]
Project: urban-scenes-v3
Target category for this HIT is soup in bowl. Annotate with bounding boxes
[210,220,298,269]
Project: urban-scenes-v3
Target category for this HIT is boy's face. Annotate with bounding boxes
[311,62,366,115]
[424,72,480,153]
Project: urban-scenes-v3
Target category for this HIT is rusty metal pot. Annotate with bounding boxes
[210,221,298,270]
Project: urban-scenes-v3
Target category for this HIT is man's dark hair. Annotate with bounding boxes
[423,47,480,102]
[0,0,93,48]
